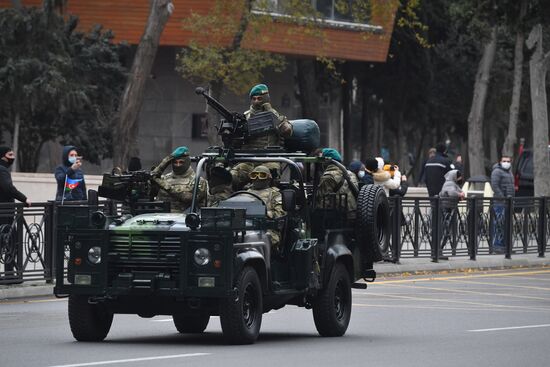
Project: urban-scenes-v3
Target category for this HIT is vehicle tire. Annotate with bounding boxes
[68,295,113,341]
[312,262,352,337]
[173,314,210,334]
[357,184,390,262]
[219,266,263,344]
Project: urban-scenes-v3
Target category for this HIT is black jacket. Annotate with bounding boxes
[424,152,453,197]
[0,160,27,204]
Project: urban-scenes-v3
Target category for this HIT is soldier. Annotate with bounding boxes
[246,165,285,250]
[315,148,358,219]
[151,146,208,213]
[207,166,233,206]
[230,84,293,189]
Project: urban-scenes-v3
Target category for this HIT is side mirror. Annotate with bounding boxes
[281,189,296,212]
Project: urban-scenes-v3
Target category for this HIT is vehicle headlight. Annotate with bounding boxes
[87,246,102,264]
[194,248,211,266]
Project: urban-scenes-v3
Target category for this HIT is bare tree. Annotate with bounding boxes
[467,26,498,177]
[113,0,173,169]
[502,0,528,157]
[526,24,550,196]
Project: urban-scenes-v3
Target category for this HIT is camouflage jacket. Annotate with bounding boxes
[315,164,358,214]
[246,186,285,219]
[243,103,292,149]
[208,184,233,206]
[154,168,208,213]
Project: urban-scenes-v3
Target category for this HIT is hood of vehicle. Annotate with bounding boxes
[111,212,190,232]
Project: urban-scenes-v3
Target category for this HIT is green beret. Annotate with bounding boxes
[322,148,342,162]
[171,146,189,158]
[249,84,269,98]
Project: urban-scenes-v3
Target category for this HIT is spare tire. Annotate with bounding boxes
[356,184,390,264]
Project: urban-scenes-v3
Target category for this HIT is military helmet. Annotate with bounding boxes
[249,165,272,180]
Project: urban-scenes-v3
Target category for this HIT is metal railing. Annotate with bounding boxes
[1,197,548,284]
[388,196,549,263]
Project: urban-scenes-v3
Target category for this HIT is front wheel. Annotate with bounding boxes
[313,262,352,337]
[219,266,263,344]
[68,295,113,341]
[173,314,210,334]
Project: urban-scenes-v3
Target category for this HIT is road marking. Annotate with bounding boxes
[468,324,550,332]
[353,303,550,313]
[0,298,66,305]
[379,282,550,301]
[443,278,550,291]
[47,353,210,367]
[364,292,550,312]
[375,269,550,284]
[151,318,173,322]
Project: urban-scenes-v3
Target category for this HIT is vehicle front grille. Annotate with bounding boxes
[108,233,182,275]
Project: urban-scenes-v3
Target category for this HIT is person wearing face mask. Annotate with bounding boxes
[349,160,372,185]
[246,165,285,250]
[490,156,515,253]
[151,146,208,213]
[54,145,87,202]
[0,147,30,279]
[230,84,293,190]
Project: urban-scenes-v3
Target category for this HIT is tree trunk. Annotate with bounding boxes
[342,64,353,162]
[502,0,527,158]
[12,112,20,172]
[467,26,498,177]
[526,24,550,196]
[295,59,319,122]
[113,0,173,169]
[360,88,369,160]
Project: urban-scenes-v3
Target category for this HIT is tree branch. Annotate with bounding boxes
[526,24,541,51]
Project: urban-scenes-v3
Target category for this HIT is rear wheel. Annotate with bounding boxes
[173,314,210,334]
[68,295,113,341]
[313,262,351,337]
[357,184,390,263]
[219,266,263,344]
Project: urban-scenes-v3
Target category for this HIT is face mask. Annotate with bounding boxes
[172,157,190,175]
[6,157,14,166]
[68,156,77,164]
[358,170,366,178]
[251,179,269,190]
[501,162,511,170]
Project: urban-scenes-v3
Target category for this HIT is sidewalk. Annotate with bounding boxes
[1,253,549,300]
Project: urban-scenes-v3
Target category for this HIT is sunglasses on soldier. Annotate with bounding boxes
[249,171,269,180]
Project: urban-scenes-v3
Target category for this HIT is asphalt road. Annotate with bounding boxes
[2,268,550,367]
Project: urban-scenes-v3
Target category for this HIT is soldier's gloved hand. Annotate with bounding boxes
[171,146,189,159]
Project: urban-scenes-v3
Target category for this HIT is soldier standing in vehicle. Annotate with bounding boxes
[230,84,293,189]
[246,165,285,250]
[315,148,358,219]
[151,146,208,212]
[207,166,233,206]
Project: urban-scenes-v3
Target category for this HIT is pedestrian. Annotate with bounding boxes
[418,147,436,185]
[425,143,454,197]
[367,157,401,195]
[0,146,31,279]
[349,160,371,185]
[438,170,465,259]
[55,145,87,202]
[454,154,464,177]
[490,155,514,253]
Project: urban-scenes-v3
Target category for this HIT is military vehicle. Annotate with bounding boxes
[53,90,390,344]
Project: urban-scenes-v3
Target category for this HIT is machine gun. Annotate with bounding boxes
[97,170,153,203]
[195,87,248,148]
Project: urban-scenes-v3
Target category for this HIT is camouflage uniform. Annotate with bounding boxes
[315,163,358,219]
[230,85,293,190]
[208,184,233,206]
[246,165,286,250]
[152,155,208,213]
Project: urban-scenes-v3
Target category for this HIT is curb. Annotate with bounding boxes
[0,284,54,301]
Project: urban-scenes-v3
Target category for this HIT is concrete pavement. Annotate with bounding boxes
[1,253,548,300]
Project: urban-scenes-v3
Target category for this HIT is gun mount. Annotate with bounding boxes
[195,87,248,148]
[97,170,153,203]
